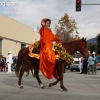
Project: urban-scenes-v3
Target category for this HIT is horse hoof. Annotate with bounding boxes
[49,83,52,87]
[63,88,68,91]
[33,75,35,78]
[19,85,24,89]
[39,84,45,89]
[41,85,45,89]
[26,74,28,77]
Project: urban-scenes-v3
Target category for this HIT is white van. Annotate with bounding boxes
[70,57,80,72]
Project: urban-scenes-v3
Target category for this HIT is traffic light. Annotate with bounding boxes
[76,0,81,11]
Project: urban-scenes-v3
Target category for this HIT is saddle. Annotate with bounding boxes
[28,42,60,59]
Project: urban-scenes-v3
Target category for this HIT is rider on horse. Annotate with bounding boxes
[39,18,62,79]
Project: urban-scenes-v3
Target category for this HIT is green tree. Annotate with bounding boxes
[88,43,96,53]
[88,43,97,54]
[55,13,79,42]
[97,34,100,54]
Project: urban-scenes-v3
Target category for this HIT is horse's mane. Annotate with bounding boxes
[31,38,87,55]
[63,39,81,44]
[62,40,81,54]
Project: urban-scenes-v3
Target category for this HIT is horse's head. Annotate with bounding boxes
[77,38,89,58]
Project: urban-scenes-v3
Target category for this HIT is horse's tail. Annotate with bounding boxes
[15,48,25,77]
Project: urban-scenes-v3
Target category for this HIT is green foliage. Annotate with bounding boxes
[97,34,100,54]
[88,43,97,54]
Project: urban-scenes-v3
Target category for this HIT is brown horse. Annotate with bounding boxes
[15,38,89,91]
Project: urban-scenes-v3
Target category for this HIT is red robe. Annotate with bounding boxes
[40,27,59,79]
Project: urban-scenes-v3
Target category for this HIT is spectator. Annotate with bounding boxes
[2,56,6,72]
[0,56,6,72]
[0,56,3,71]
[82,57,88,74]
[11,57,17,71]
[79,56,83,74]
[88,54,94,75]
[94,55,99,75]
[6,51,13,73]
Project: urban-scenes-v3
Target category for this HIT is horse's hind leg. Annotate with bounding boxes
[26,68,29,77]
[33,63,45,88]
[18,65,26,89]
[31,68,35,78]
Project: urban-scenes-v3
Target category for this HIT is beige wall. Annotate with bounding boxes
[2,39,21,57]
[0,14,40,44]
[15,42,21,56]
[32,32,40,43]
[0,14,40,56]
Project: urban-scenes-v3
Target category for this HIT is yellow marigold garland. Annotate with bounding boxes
[30,41,73,65]
[54,43,74,65]
[34,41,40,50]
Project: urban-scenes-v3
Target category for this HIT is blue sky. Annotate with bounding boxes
[0,0,100,39]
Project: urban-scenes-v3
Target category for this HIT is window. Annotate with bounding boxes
[0,39,2,55]
[21,43,26,49]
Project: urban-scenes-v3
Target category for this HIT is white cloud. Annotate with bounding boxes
[0,0,100,39]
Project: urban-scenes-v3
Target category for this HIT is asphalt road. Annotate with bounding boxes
[0,70,100,100]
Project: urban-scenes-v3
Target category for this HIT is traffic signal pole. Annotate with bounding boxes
[76,0,100,12]
[82,4,100,5]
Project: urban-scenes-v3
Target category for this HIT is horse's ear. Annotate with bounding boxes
[85,38,86,41]
[82,37,84,41]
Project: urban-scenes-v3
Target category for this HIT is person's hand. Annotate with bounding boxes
[42,22,45,26]
[57,37,63,43]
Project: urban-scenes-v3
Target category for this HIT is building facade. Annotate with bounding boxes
[0,14,40,57]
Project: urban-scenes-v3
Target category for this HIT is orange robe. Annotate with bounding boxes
[40,27,59,79]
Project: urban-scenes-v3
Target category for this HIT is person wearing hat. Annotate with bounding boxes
[92,54,99,75]
[88,54,94,75]
[6,51,13,72]
[39,18,62,79]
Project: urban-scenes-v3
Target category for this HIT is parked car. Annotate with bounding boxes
[97,55,100,70]
[97,62,100,70]
[70,57,80,72]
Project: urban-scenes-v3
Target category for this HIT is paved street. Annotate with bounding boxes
[0,70,100,100]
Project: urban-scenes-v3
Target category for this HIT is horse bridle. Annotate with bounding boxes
[77,40,86,56]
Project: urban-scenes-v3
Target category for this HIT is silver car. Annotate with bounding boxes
[70,57,80,72]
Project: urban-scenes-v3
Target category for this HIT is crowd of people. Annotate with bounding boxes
[0,51,17,72]
[79,53,100,75]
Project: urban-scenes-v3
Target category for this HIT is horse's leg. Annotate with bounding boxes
[18,64,26,89]
[49,60,68,91]
[30,68,35,78]
[59,65,68,91]
[33,63,45,88]
[53,64,67,91]
[49,79,60,87]
[26,68,29,77]
[49,65,60,87]
[29,64,35,78]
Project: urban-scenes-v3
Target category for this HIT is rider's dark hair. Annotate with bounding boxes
[44,19,51,27]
